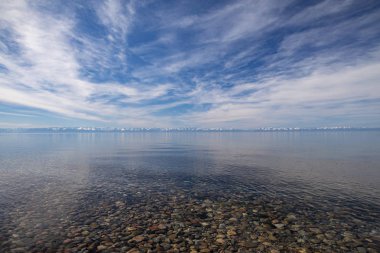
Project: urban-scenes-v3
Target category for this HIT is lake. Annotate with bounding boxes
[0,131,379,252]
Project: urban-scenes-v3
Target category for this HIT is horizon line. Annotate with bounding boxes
[1,126,379,133]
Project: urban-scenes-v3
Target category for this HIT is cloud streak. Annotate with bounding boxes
[0,0,380,128]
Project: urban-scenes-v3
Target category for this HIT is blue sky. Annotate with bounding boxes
[0,0,380,128]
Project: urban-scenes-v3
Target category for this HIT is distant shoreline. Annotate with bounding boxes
[1,127,379,133]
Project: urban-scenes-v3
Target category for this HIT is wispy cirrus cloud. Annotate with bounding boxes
[0,0,380,128]
[0,0,173,127]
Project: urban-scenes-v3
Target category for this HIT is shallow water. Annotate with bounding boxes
[0,132,379,252]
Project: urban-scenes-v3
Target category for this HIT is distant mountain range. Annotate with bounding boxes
[0,127,379,133]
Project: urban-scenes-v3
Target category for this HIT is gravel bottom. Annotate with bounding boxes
[1,174,379,253]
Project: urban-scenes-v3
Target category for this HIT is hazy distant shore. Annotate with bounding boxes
[1,127,379,133]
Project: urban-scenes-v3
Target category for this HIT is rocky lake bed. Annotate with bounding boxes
[1,172,379,253]
[1,132,380,252]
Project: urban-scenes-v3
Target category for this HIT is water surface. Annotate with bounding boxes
[0,132,379,252]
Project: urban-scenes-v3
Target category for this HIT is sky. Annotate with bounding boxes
[0,0,380,128]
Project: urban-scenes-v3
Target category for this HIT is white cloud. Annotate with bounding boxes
[0,0,379,128]
[183,58,380,127]
[280,10,380,56]
[285,0,354,26]
[0,0,173,126]
[95,0,134,38]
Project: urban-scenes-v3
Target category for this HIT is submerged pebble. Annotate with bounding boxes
[0,172,379,252]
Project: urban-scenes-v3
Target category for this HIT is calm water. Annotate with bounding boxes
[0,132,379,252]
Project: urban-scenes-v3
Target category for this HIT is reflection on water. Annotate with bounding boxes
[0,132,379,252]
